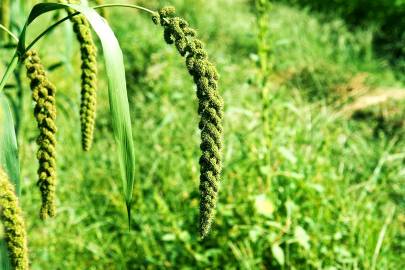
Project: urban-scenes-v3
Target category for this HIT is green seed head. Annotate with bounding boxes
[155,7,224,238]
[24,50,57,220]
[0,168,29,270]
[66,2,98,151]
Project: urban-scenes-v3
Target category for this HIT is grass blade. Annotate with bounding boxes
[0,93,20,195]
[69,4,136,218]
[0,94,18,270]
[0,240,12,270]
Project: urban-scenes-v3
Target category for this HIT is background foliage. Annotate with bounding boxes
[0,0,404,269]
[275,0,405,78]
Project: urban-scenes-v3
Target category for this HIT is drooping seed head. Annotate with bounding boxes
[66,0,98,151]
[24,50,57,220]
[154,7,224,238]
[0,168,29,270]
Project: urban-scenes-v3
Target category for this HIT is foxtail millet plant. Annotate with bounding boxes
[66,1,98,152]
[1,6,225,267]
[0,168,29,270]
[24,50,57,220]
[152,7,224,238]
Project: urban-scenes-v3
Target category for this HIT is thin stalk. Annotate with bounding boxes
[13,65,24,138]
[26,4,157,54]
[26,12,79,52]
[91,4,155,15]
[1,14,79,94]
[0,23,18,42]
[255,0,272,188]
[0,53,18,93]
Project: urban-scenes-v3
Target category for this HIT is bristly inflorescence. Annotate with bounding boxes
[66,3,98,151]
[152,7,224,238]
[0,168,29,270]
[24,50,57,220]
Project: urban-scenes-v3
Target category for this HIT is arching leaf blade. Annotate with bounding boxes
[70,4,136,215]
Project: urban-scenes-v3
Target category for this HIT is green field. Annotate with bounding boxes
[0,0,404,269]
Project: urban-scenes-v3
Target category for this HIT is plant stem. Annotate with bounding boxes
[0,53,18,93]
[26,12,79,52]
[91,4,155,15]
[13,66,24,138]
[255,0,272,188]
[0,23,18,42]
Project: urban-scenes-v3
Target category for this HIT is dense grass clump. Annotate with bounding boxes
[275,0,405,77]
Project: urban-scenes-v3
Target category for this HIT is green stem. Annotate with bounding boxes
[13,65,24,138]
[0,53,18,94]
[92,4,155,15]
[25,11,80,52]
[0,23,18,42]
[0,13,79,94]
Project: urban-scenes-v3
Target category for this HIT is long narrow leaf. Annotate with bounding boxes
[0,94,14,270]
[0,240,12,270]
[70,4,136,214]
[0,93,20,195]
[16,3,136,220]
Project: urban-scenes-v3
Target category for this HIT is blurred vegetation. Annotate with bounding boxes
[275,0,405,80]
[0,0,404,269]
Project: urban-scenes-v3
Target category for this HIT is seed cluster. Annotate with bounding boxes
[67,4,98,151]
[24,50,57,220]
[153,7,224,238]
[0,168,29,270]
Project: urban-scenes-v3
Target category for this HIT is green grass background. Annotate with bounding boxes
[1,0,404,269]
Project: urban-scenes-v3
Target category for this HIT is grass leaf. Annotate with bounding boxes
[0,240,12,270]
[0,93,19,270]
[0,93,20,195]
[70,4,136,220]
